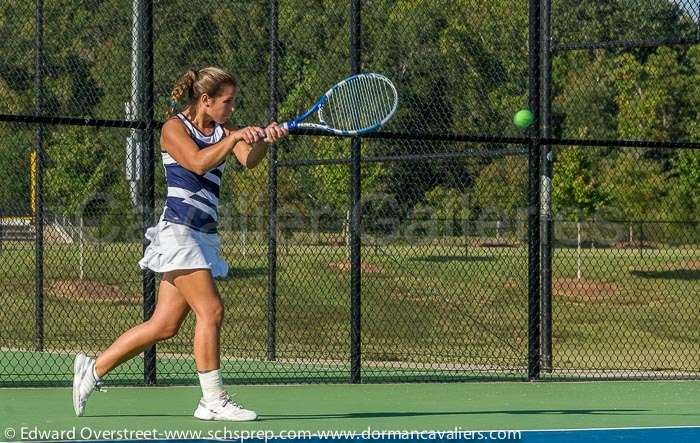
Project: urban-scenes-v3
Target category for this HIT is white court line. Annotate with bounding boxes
[522,424,700,432]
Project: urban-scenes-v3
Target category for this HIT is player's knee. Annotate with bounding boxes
[199,302,224,328]
[149,320,180,341]
[158,323,181,340]
[212,302,225,326]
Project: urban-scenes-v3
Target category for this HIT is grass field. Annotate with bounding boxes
[1,233,698,385]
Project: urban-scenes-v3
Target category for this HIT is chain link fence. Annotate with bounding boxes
[0,0,698,386]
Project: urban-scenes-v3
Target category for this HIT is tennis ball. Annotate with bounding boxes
[514,109,534,129]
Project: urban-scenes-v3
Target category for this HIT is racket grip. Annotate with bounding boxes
[281,120,298,131]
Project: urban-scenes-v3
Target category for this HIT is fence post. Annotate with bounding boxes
[267,0,279,362]
[349,0,362,384]
[540,0,553,373]
[34,0,45,353]
[139,0,156,385]
[528,0,542,381]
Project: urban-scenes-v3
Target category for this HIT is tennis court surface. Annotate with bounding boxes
[2,381,699,442]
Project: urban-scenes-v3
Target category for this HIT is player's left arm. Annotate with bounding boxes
[224,122,287,169]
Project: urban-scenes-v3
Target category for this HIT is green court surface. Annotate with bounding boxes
[1,381,699,439]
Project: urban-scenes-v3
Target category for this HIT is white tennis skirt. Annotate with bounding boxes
[138,220,229,278]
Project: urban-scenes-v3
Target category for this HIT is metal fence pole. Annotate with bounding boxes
[34,0,45,353]
[140,0,156,385]
[528,0,542,381]
[267,0,279,362]
[540,0,553,373]
[349,0,362,384]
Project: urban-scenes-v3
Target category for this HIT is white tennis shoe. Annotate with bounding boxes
[194,392,258,421]
[72,352,100,416]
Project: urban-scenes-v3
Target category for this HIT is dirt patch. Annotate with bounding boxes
[328,261,383,274]
[612,240,656,249]
[476,240,519,248]
[553,278,618,301]
[677,260,700,270]
[47,279,140,304]
[386,290,433,303]
[503,280,521,290]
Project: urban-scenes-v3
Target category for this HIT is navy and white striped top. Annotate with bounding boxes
[160,113,226,233]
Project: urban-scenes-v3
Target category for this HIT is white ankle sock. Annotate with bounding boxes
[198,369,224,402]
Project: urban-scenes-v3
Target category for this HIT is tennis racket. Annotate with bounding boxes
[281,72,398,136]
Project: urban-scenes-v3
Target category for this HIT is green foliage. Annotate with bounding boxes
[668,149,700,220]
[471,156,527,220]
[44,127,109,216]
[553,148,610,221]
[549,3,698,227]
[553,0,694,45]
[423,186,471,221]
[1,0,698,240]
[602,151,669,220]
[93,177,142,242]
[555,52,619,139]
[0,134,33,216]
[613,48,690,141]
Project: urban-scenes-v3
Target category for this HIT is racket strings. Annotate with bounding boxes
[321,75,397,132]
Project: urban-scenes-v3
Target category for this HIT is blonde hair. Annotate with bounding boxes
[166,67,237,118]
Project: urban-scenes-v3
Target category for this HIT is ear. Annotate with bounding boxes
[201,93,212,108]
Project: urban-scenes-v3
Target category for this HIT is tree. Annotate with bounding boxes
[0,134,33,217]
[44,128,108,217]
[553,148,610,221]
[553,0,694,47]
[363,0,530,218]
[553,147,611,279]
[472,156,528,222]
[3,0,698,245]
[614,48,690,141]
[665,145,700,228]
[672,45,700,222]
[551,0,695,140]
[551,2,697,234]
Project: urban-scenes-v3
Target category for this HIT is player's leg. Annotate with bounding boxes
[167,269,223,371]
[168,268,256,421]
[72,278,190,416]
[94,278,191,376]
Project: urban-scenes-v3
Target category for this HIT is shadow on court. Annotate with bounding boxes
[87,413,193,418]
[86,409,651,419]
[258,409,652,421]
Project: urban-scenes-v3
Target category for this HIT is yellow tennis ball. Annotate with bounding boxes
[514,109,534,129]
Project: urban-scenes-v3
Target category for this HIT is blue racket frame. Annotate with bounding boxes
[281,73,398,136]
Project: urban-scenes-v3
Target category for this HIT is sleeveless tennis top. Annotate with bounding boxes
[160,113,226,233]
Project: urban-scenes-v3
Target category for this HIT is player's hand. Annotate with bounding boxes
[262,122,288,143]
[231,126,265,144]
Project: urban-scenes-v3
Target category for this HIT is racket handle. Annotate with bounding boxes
[255,122,290,142]
[281,120,298,131]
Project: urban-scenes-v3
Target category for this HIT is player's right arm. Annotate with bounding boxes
[160,118,263,175]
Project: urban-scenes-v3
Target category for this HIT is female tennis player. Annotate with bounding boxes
[72,67,287,421]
